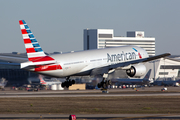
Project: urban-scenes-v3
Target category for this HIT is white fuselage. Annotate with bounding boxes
[24,46,149,78]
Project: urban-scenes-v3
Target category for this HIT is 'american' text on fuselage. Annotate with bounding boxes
[107,51,136,62]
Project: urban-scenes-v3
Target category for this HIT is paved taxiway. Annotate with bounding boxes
[0,86,180,98]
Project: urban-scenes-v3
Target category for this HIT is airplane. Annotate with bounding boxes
[111,69,152,86]
[39,75,63,86]
[0,77,8,89]
[154,78,180,87]
[17,20,171,89]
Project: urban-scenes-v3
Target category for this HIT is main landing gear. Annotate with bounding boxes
[97,78,112,89]
[61,77,75,88]
[97,72,112,90]
[97,69,115,90]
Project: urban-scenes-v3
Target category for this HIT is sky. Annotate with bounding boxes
[0,0,180,55]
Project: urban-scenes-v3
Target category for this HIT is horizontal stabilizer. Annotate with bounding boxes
[21,60,56,69]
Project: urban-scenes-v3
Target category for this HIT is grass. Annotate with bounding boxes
[0,96,180,114]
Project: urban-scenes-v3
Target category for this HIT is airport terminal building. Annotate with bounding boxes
[84,29,155,56]
[0,53,38,86]
[144,56,180,80]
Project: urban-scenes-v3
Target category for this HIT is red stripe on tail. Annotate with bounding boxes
[19,20,24,25]
[21,29,27,34]
[32,56,55,62]
[26,48,36,53]
[28,56,55,62]
[24,38,32,44]
[28,57,44,61]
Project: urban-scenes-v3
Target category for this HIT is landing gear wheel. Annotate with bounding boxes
[97,83,101,88]
[69,81,72,86]
[61,83,65,88]
[97,80,111,89]
[108,80,112,85]
[66,85,69,88]
[72,80,75,84]
[61,78,75,88]
[102,83,106,89]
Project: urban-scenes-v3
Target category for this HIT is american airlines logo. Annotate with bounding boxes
[107,51,136,62]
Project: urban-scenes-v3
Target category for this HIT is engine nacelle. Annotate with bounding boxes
[126,64,146,77]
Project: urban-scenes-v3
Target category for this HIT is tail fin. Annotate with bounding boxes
[39,75,47,85]
[19,20,60,71]
[19,20,46,61]
[143,69,152,79]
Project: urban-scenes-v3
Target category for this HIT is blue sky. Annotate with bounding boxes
[0,0,180,55]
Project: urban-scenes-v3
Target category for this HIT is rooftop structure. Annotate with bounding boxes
[84,29,155,56]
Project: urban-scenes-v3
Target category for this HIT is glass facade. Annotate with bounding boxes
[0,61,38,86]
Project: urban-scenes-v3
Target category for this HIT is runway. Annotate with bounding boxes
[1,87,180,119]
[1,113,180,120]
[0,92,180,98]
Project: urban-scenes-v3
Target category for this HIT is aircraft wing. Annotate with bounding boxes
[142,53,171,62]
[110,53,170,69]
[0,62,20,66]
[0,54,28,63]
[91,53,170,76]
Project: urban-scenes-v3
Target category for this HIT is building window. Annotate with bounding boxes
[160,65,180,69]
[99,40,105,42]
[159,72,168,75]
[99,34,112,38]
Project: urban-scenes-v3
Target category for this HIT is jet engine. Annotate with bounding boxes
[126,64,146,77]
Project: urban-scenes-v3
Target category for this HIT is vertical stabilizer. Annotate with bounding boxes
[19,20,46,61]
[143,69,152,79]
[39,75,47,85]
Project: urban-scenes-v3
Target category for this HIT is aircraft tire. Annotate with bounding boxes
[69,81,72,86]
[108,80,112,85]
[102,83,106,89]
[72,80,75,84]
[97,83,101,88]
[61,83,65,88]
[66,85,69,88]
